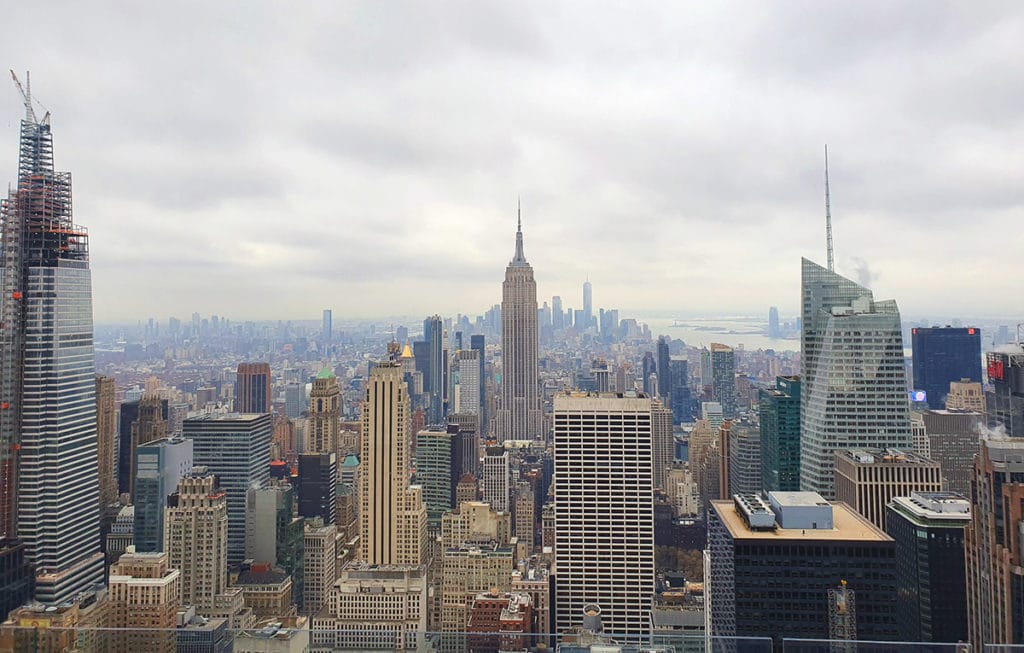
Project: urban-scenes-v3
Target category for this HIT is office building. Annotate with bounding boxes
[652,399,674,491]
[946,378,984,412]
[442,501,512,550]
[310,565,428,651]
[985,346,1024,436]
[922,409,982,496]
[456,473,478,507]
[554,393,655,636]
[768,306,780,338]
[418,315,444,424]
[307,368,341,454]
[834,449,942,530]
[656,337,671,401]
[284,382,306,420]
[245,482,304,607]
[456,349,482,416]
[466,590,534,653]
[322,308,332,344]
[709,344,737,418]
[668,358,693,424]
[105,505,134,565]
[726,420,761,497]
[0,96,104,602]
[121,393,169,497]
[108,551,180,653]
[0,538,34,622]
[965,437,1024,648]
[164,468,228,613]
[482,446,510,512]
[440,542,515,649]
[911,326,982,409]
[470,334,486,431]
[415,428,461,525]
[514,481,535,549]
[642,352,657,396]
[96,375,118,509]
[886,492,969,642]
[800,258,912,499]
[295,452,337,524]
[303,519,336,616]
[582,279,593,329]
[234,565,293,618]
[176,611,231,653]
[359,359,426,566]
[495,214,544,441]
[235,362,272,414]
[185,413,273,564]
[708,492,898,640]
[759,376,801,492]
[133,435,193,552]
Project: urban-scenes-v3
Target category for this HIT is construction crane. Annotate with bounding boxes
[9,70,49,125]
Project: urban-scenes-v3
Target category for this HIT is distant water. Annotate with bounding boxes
[640,315,800,352]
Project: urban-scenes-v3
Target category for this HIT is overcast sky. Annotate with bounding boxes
[1,2,1021,323]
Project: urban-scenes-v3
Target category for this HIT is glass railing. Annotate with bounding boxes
[782,640,970,653]
[0,629,987,652]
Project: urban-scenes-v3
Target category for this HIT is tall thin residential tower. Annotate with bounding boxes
[0,73,104,602]
[495,209,543,441]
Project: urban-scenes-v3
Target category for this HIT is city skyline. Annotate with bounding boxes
[1,3,1021,322]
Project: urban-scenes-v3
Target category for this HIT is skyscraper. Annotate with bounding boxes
[307,368,341,454]
[554,393,655,636]
[184,413,273,564]
[95,375,118,509]
[551,296,564,330]
[235,362,271,414]
[133,436,193,552]
[482,446,510,512]
[985,345,1024,437]
[768,306,780,338]
[359,358,426,566]
[886,492,969,642]
[582,279,593,329]
[651,399,674,492]
[418,315,444,424]
[709,343,736,418]
[0,81,104,602]
[322,308,332,344]
[668,358,693,423]
[965,436,1024,648]
[164,468,228,613]
[800,258,911,499]
[415,428,460,525]
[495,212,543,442]
[759,376,801,492]
[911,326,982,409]
[656,336,671,400]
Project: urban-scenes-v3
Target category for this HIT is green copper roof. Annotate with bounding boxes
[316,367,335,379]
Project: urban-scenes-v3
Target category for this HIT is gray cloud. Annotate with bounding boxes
[0,1,1020,322]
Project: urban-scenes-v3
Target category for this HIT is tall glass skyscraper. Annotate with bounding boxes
[0,92,104,602]
[800,258,911,498]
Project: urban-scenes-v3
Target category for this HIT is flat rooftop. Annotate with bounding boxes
[711,500,891,542]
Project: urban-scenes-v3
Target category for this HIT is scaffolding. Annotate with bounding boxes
[827,580,857,641]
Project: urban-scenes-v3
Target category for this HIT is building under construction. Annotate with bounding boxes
[0,72,103,604]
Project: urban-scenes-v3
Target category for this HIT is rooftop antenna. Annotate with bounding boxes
[825,144,834,272]
[517,196,522,232]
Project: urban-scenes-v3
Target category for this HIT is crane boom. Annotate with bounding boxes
[9,70,37,123]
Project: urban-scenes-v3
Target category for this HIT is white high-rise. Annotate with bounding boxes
[482,446,510,512]
[554,393,655,636]
[495,211,544,442]
[800,258,912,498]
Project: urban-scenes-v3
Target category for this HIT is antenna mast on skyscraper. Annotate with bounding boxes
[825,144,834,272]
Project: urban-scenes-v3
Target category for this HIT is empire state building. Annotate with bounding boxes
[495,210,544,442]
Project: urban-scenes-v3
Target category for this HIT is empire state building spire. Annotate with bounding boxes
[495,203,544,442]
[512,198,527,266]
